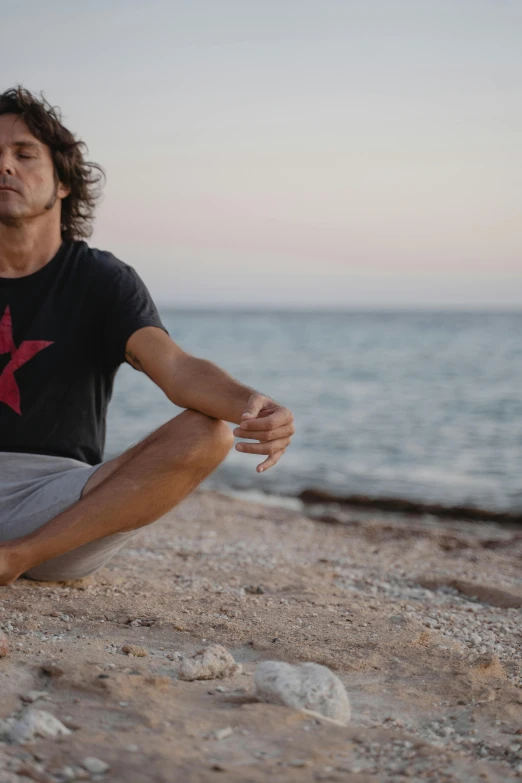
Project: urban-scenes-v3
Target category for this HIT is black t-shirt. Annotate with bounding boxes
[0,241,167,465]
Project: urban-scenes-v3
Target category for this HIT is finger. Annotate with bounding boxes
[233,423,295,441]
[257,449,285,473]
[241,393,266,421]
[240,408,293,432]
[253,408,275,418]
[235,437,291,455]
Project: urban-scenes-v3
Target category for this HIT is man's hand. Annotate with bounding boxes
[233,393,295,473]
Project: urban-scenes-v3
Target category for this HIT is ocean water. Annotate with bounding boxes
[105,310,522,512]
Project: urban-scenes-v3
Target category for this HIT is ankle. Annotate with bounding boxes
[0,542,30,585]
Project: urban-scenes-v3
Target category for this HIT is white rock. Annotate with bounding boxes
[9,709,72,743]
[178,645,242,681]
[254,661,351,724]
[81,757,111,774]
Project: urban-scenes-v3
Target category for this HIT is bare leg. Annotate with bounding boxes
[0,410,234,585]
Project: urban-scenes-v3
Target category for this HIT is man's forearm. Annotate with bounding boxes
[168,356,257,424]
[125,328,294,473]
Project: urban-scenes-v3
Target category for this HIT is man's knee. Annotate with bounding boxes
[191,412,235,457]
[163,410,234,466]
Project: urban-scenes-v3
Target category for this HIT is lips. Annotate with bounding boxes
[0,187,18,193]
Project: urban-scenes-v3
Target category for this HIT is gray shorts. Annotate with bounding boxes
[0,452,140,582]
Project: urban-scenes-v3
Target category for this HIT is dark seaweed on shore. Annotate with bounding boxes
[299,489,522,526]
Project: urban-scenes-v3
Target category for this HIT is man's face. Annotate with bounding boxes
[0,113,70,226]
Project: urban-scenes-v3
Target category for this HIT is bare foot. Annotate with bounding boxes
[0,543,26,586]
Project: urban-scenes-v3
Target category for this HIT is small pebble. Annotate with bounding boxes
[0,634,9,658]
[244,585,265,594]
[40,662,64,678]
[81,757,111,775]
[21,691,47,703]
[121,645,147,657]
[212,726,233,740]
[58,767,76,781]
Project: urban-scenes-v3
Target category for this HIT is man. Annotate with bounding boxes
[0,87,294,586]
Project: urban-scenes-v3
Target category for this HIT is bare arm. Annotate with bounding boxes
[125,327,295,472]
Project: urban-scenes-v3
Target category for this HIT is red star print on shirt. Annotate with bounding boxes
[0,306,54,415]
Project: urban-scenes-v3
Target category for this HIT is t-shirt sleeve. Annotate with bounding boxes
[103,264,168,369]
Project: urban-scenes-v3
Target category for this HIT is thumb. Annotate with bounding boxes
[241,393,265,421]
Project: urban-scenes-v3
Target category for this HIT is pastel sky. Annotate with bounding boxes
[3,0,522,307]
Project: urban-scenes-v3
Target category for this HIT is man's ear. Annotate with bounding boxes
[57,182,71,199]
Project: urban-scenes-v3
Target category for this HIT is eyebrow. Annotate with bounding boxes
[13,140,40,150]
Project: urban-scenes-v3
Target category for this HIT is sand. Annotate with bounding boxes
[1,489,522,782]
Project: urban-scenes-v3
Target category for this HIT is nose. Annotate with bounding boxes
[0,151,14,177]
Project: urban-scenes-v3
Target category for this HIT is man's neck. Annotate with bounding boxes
[0,222,64,279]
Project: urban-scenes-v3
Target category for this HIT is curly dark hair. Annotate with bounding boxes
[0,86,104,241]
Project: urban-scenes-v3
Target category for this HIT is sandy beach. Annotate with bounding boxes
[1,490,522,782]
